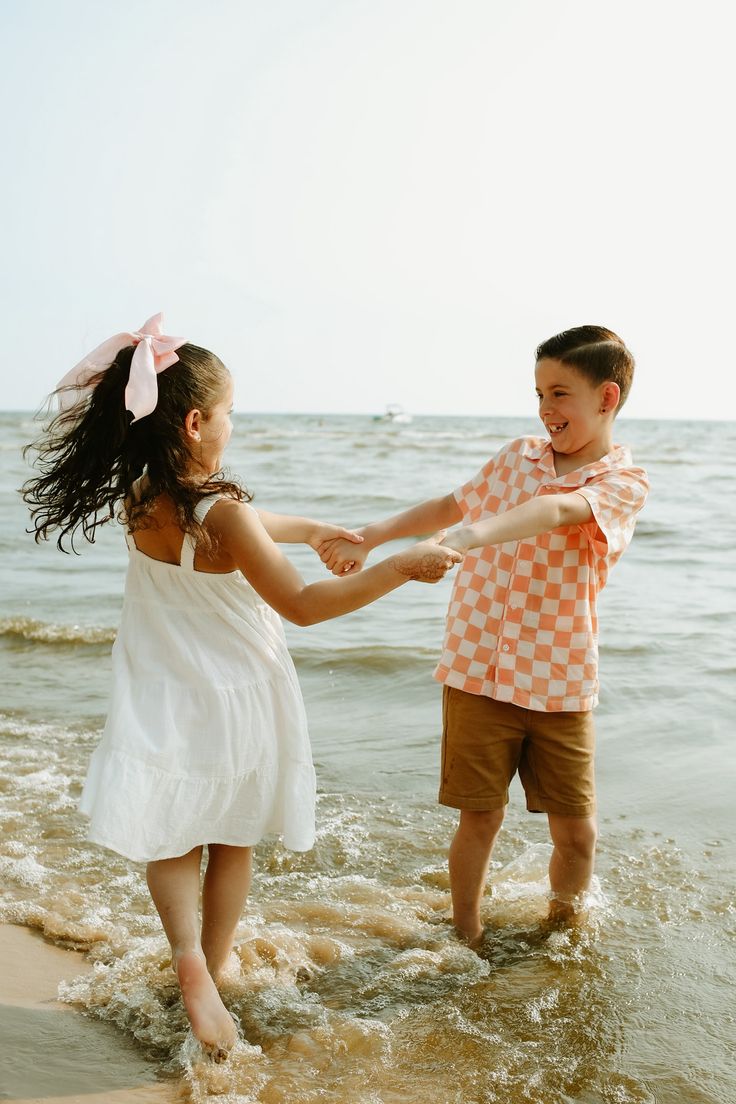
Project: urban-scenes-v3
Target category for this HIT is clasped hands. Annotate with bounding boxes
[314,526,465,584]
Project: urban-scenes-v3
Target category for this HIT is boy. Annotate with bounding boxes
[319,326,648,944]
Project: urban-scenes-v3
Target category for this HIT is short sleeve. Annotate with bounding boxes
[576,466,649,567]
[454,447,505,523]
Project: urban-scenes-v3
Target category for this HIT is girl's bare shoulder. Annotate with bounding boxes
[207,496,256,519]
[206,497,261,539]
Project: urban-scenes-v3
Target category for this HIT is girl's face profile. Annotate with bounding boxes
[197,375,234,474]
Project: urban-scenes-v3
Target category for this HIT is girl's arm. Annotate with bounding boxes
[441,492,594,553]
[255,509,363,552]
[212,500,462,626]
[318,493,462,575]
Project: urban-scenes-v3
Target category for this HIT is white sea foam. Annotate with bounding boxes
[2,412,735,1102]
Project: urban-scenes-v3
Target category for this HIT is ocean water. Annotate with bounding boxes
[1,410,734,1104]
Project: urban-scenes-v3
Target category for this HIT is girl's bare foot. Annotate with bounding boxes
[175,949,238,1061]
[209,949,242,988]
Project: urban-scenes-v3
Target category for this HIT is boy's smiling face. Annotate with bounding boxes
[535,358,619,466]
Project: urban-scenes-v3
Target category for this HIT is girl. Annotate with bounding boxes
[23,314,460,1060]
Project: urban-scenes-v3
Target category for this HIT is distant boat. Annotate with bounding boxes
[373,404,412,425]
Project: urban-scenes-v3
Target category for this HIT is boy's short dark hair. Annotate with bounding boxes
[536,325,635,412]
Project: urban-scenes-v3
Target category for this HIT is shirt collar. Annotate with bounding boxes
[523,436,633,486]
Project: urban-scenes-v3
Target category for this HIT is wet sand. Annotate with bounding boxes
[0,923,179,1104]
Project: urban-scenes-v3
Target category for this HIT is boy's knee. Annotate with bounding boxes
[552,817,597,858]
[459,807,505,840]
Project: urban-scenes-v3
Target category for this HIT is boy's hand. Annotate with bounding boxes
[439,528,472,555]
[308,524,364,558]
[391,533,462,583]
[318,533,369,576]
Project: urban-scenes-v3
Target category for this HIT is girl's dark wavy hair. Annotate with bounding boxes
[22,342,250,553]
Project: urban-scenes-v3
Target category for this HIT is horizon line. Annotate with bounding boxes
[0,408,734,426]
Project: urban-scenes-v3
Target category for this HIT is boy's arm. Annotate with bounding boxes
[441,491,593,553]
[319,493,462,575]
[256,509,363,552]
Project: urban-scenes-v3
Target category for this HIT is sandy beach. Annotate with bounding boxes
[0,923,179,1104]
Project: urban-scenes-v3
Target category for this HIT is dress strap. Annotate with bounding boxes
[179,494,223,571]
[123,475,146,555]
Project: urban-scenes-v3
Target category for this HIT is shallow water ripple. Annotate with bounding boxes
[2,413,735,1102]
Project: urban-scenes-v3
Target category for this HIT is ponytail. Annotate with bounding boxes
[23,343,249,552]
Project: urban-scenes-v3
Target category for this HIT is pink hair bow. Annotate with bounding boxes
[57,313,187,423]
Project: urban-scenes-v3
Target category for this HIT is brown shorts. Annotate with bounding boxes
[439,686,596,817]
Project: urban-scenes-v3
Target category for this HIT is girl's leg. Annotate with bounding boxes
[547,813,598,923]
[146,847,237,1058]
[146,846,203,956]
[201,844,253,982]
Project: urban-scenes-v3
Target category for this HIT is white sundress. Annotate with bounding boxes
[79,495,316,863]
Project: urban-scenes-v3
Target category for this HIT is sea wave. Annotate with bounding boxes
[630,520,683,540]
[291,644,438,676]
[0,617,116,646]
[0,710,98,745]
[0,622,434,677]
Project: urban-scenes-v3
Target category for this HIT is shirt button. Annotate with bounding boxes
[502,644,510,652]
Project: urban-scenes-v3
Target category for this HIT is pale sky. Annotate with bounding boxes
[1,0,734,420]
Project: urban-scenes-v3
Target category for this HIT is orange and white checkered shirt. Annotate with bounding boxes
[434,436,649,712]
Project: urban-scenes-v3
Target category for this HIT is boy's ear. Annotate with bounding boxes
[600,381,620,415]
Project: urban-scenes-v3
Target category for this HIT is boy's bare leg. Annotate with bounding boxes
[146,847,237,1059]
[201,844,253,982]
[449,808,505,945]
[547,813,597,924]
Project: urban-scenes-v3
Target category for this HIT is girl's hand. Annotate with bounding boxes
[318,534,369,576]
[391,534,463,583]
[309,524,364,557]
